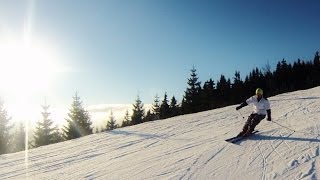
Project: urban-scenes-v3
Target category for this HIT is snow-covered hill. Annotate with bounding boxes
[1,87,320,180]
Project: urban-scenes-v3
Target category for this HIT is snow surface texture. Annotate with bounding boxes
[1,87,320,180]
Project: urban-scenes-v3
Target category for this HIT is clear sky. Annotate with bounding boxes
[0,0,319,126]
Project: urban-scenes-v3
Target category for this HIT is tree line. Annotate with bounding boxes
[0,51,319,154]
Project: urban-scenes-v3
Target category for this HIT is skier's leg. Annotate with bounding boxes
[237,114,254,137]
[242,114,262,137]
[250,114,266,131]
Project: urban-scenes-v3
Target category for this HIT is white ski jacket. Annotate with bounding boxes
[246,96,270,115]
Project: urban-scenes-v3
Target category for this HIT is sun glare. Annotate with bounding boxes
[0,37,65,127]
[0,40,61,97]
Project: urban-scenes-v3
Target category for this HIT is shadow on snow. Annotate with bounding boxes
[251,134,320,143]
[270,96,320,102]
[106,129,164,139]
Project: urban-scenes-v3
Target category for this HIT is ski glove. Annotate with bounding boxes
[236,102,248,110]
[267,109,271,121]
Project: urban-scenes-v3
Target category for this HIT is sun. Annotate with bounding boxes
[0,40,61,98]
[0,38,65,125]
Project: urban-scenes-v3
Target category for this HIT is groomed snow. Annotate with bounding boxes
[1,87,320,179]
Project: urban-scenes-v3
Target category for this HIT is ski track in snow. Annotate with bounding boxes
[1,87,320,179]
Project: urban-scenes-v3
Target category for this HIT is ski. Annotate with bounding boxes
[225,130,259,144]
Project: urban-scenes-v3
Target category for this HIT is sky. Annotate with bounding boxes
[0,0,319,126]
[1,87,320,179]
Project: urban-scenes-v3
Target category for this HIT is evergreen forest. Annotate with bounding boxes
[0,51,319,155]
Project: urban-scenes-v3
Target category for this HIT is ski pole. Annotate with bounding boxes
[237,110,245,120]
[272,120,320,137]
[271,121,296,132]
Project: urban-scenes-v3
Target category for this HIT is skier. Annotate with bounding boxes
[235,88,271,137]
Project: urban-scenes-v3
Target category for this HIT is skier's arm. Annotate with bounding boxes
[236,102,248,110]
[266,109,271,121]
[266,99,271,121]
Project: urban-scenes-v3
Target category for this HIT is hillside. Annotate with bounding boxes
[1,87,320,179]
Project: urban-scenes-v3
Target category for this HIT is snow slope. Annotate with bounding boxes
[1,87,320,180]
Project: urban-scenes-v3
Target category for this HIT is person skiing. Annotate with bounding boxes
[235,88,271,137]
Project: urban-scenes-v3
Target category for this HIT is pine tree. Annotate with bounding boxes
[151,94,160,120]
[231,71,244,103]
[131,95,145,125]
[121,110,131,127]
[106,110,117,131]
[275,59,292,92]
[159,92,170,119]
[216,74,231,107]
[181,66,202,114]
[313,51,320,85]
[169,96,180,117]
[202,78,216,110]
[12,122,26,152]
[143,110,154,122]
[263,62,275,97]
[51,126,64,144]
[0,100,13,154]
[33,102,58,147]
[94,127,100,133]
[313,51,320,65]
[63,93,93,140]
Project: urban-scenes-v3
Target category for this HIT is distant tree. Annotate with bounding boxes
[263,62,276,97]
[231,71,244,103]
[262,62,272,76]
[176,51,320,114]
[11,122,26,152]
[33,102,58,147]
[94,127,100,133]
[181,66,202,114]
[0,100,13,154]
[121,110,131,127]
[63,93,93,140]
[169,96,180,117]
[159,92,170,119]
[51,126,64,143]
[292,59,303,90]
[151,95,160,120]
[201,78,216,110]
[313,51,320,85]
[131,95,145,125]
[106,110,118,131]
[313,51,320,65]
[233,71,242,87]
[249,68,264,91]
[143,110,154,122]
[275,59,293,92]
[216,75,231,107]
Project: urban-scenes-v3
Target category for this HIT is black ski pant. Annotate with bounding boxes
[241,113,266,135]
